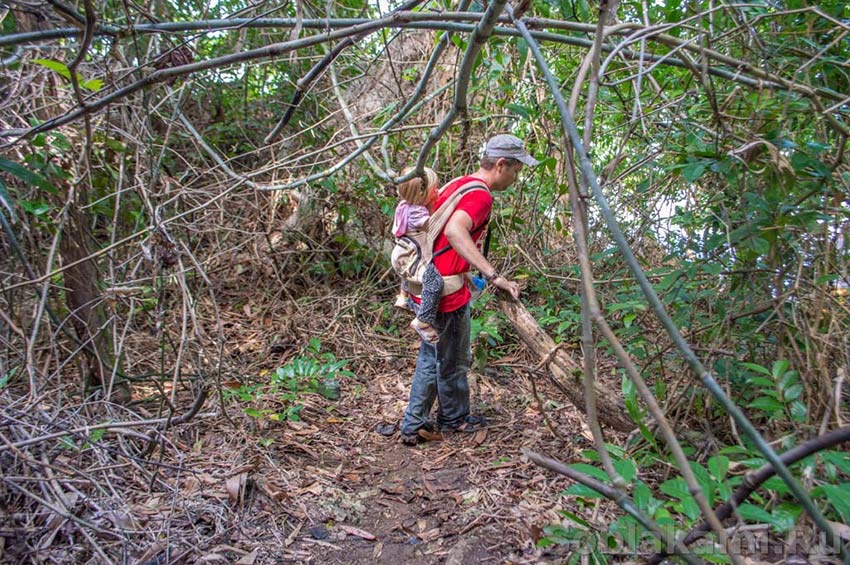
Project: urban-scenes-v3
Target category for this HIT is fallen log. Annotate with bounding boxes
[498,297,633,432]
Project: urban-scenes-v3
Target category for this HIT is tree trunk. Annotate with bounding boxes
[498,298,632,432]
[60,199,130,403]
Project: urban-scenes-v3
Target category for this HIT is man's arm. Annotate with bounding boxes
[444,210,520,300]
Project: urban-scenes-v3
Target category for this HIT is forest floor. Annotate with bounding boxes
[117,297,614,565]
[2,284,629,564]
[143,341,602,564]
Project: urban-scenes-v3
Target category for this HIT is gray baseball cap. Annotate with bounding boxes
[483,134,540,166]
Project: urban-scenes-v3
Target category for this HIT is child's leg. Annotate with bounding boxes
[417,263,444,326]
[395,280,412,309]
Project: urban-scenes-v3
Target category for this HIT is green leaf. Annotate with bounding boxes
[0,158,57,193]
[748,397,784,412]
[659,477,690,500]
[761,477,790,495]
[21,200,50,216]
[737,503,774,524]
[0,367,18,389]
[783,383,803,401]
[656,270,683,292]
[505,103,531,119]
[613,458,637,484]
[33,58,71,79]
[563,483,606,499]
[769,504,801,532]
[0,178,18,223]
[244,408,262,418]
[779,369,798,391]
[681,496,700,521]
[515,37,528,68]
[771,359,790,380]
[693,545,732,564]
[81,78,104,92]
[821,451,850,477]
[708,455,729,480]
[820,484,850,522]
[746,376,776,388]
[751,237,770,255]
[816,273,839,285]
[58,435,76,450]
[790,400,807,421]
[558,510,591,528]
[568,463,610,482]
[608,515,642,550]
[740,362,771,375]
[682,161,707,182]
[633,481,652,512]
[651,507,674,528]
[622,373,642,422]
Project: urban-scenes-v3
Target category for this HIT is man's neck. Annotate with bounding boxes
[470,168,496,189]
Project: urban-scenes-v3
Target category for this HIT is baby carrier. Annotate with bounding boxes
[390,179,488,298]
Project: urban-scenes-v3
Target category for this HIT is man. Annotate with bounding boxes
[400,134,539,445]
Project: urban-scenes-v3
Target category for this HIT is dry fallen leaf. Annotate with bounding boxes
[197,554,229,563]
[828,519,850,541]
[339,525,376,541]
[284,522,302,547]
[236,548,259,565]
[225,472,247,504]
[472,428,487,446]
[379,483,404,496]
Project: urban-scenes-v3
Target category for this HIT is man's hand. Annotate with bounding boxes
[444,210,521,301]
[491,275,520,300]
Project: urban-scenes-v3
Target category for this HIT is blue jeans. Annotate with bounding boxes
[401,303,471,435]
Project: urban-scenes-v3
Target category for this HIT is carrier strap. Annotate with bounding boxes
[428,179,489,258]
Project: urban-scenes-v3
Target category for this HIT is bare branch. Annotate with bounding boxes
[407,0,509,180]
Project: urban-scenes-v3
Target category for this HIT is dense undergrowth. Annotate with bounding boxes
[2,0,850,562]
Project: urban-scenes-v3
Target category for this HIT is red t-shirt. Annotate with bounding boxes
[413,175,493,312]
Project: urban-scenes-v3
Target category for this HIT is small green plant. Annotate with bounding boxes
[56,428,106,452]
[738,360,807,423]
[0,367,19,389]
[229,338,354,422]
[541,419,850,561]
[32,59,103,92]
[537,511,609,565]
[471,313,505,371]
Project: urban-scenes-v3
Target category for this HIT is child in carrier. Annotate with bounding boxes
[392,167,443,344]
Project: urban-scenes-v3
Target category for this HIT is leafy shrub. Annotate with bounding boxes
[224,338,353,422]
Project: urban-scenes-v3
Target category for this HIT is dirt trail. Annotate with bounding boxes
[181,355,592,564]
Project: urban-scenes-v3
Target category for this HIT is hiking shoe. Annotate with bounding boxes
[410,318,439,343]
[400,432,422,446]
[400,423,442,446]
[442,415,487,433]
[394,293,413,311]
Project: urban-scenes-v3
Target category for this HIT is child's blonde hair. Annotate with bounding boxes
[397,167,439,209]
